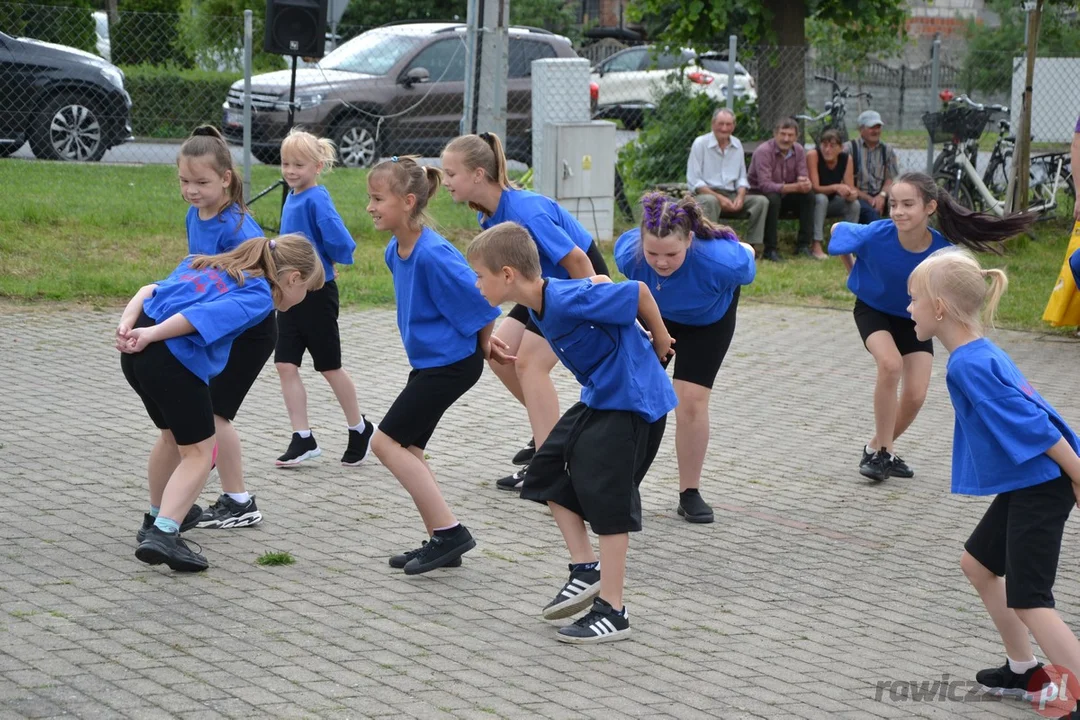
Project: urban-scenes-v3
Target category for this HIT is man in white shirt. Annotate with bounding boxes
[686,107,768,252]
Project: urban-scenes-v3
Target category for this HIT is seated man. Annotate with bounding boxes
[806,129,860,258]
[845,110,899,223]
[748,117,814,261]
[686,108,768,254]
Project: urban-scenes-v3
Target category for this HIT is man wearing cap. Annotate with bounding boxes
[846,110,899,223]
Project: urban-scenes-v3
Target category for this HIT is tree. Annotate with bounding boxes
[339,0,465,30]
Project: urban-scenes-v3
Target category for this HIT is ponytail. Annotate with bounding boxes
[640,191,737,243]
[981,267,1008,331]
[189,234,325,306]
[909,248,1009,334]
[443,133,518,213]
[179,124,248,220]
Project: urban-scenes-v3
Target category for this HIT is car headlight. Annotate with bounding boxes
[100,65,124,91]
[277,93,325,111]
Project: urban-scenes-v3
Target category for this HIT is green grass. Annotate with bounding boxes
[0,159,1075,332]
[882,128,1070,153]
[256,551,295,566]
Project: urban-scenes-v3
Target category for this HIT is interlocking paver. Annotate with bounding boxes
[2,302,1078,719]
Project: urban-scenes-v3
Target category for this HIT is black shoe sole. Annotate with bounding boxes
[496,480,523,491]
[403,537,476,575]
[543,586,601,620]
[677,506,714,524]
[135,544,208,572]
[859,466,888,482]
[889,469,915,479]
[390,555,462,570]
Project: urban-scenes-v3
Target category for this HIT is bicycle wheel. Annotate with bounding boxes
[983,150,1011,198]
[934,172,976,211]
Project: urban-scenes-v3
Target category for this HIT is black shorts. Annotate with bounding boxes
[505,241,610,338]
[121,311,215,446]
[378,343,484,450]
[210,312,276,420]
[964,475,1074,609]
[853,299,933,356]
[522,402,667,535]
[275,279,342,371]
[660,287,739,389]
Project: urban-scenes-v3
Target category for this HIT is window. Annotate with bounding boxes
[603,48,645,74]
[509,39,557,78]
[651,51,684,71]
[404,38,467,83]
[319,31,424,75]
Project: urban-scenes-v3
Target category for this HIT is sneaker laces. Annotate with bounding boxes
[416,536,444,560]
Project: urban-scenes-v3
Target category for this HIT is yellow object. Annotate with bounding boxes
[582,155,592,171]
[1042,221,1080,327]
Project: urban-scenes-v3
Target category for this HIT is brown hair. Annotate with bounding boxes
[367,156,443,226]
[640,192,737,242]
[190,234,325,306]
[908,248,1008,333]
[818,129,843,147]
[774,116,800,132]
[281,127,338,175]
[442,132,518,213]
[466,222,541,280]
[178,125,246,216]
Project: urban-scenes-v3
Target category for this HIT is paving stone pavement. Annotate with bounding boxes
[2,301,1079,720]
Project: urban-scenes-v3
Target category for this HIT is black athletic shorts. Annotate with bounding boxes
[275,279,342,371]
[853,298,933,356]
[522,402,667,535]
[210,312,276,420]
[660,287,740,389]
[121,311,215,446]
[378,343,484,450]
[964,475,1075,609]
[505,241,610,338]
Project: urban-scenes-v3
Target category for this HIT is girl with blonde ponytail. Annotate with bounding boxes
[614,192,757,523]
[906,248,1080,705]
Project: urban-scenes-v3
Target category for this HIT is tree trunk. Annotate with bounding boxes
[107,0,117,25]
[756,0,807,137]
[1011,0,1042,213]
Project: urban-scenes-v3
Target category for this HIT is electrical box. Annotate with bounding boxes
[539,121,616,241]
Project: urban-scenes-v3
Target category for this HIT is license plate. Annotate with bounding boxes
[224,110,242,126]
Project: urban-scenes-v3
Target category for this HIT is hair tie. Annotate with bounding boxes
[269,239,276,250]
[480,132,492,143]
[391,156,399,163]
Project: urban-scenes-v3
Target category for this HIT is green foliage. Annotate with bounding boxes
[178,0,284,72]
[121,64,242,137]
[112,0,190,66]
[256,551,295,566]
[509,0,582,44]
[806,15,907,74]
[0,0,96,53]
[340,0,465,29]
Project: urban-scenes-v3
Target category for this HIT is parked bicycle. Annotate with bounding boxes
[795,75,872,146]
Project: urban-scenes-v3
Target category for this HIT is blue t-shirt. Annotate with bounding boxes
[614,228,756,325]
[478,189,593,280]
[828,219,952,318]
[186,204,264,256]
[385,227,500,369]
[143,258,275,384]
[280,185,356,281]
[1070,246,1080,290]
[529,278,678,423]
[946,337,1079,496]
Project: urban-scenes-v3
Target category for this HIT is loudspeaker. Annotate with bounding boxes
[263,0,328,58]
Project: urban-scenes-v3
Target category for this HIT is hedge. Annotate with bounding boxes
[121,65,242,138]
[0,1,96,54]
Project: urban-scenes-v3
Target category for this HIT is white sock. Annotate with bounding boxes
[226,492,250,504]
[348,419,366,433]
[1008,656,1039,674]
[296,429,312,438]
[865,444,877,454]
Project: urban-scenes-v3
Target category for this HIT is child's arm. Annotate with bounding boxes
[559,247,595,279]
[116,284,157,351]
[636,282,674,362]
[828,222,857,272]
[1046,438,1080,506]
[479,320,515,365]
[124,313,196,353]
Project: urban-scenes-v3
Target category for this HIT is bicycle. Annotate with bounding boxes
[795,75,872,146]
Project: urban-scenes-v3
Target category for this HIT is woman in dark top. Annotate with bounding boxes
[808,129,861,258]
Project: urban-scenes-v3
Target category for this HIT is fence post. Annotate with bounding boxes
[242,9,252,202]
[898,65,906,131]
[926,34,940,175]
[726,35,737,111]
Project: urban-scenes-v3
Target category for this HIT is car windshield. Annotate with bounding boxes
[699,58,748,75]
[318,31,424,75]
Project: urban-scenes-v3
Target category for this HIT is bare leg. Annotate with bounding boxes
[549,503,597,564]
[892,351,932,443]
[597,533,629,610]
[372,430,454,533]
[488,318,527,405]
[1016,607,1080,703]
[516,332,561,447]
[322,368,361,427]
[276,362,310,431]
[212,416,246,494]
[158,437,215,523]
[673,380,711,492]
[961,551,1035,660]
[148,431,181,507]
[864,331,903,452]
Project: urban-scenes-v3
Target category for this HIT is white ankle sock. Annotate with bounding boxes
[296,429,312,438]
[226,492,250,504]
[1008,656,1039,674]
[348,419,366,433]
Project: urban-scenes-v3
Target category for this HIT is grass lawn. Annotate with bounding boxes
[1,158,1076,333]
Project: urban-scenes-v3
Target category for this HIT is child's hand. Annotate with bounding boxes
[1072,479,1080,509]
[485,336,516,365]
[126,326,157,353]
[652,331,675,363]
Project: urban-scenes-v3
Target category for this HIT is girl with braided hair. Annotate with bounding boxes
[614,192,757,523]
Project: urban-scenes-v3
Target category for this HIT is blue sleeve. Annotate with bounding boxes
[562,280,640,326]
[614,229,641,278]
[706,241,757,289]
[314,193,356,266]
[384,241,395,272]
[1070,247,1080,289]
[221,208,263,252]
[827,222,870,256]
[183,281,273,346]
[973,394,1064,465]
[526,212,579,269]
[424,246,499,336]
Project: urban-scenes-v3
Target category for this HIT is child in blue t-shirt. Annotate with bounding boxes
[828,171,1035,483]
[119,235,324,573]
[273,129,373,470]
[907,248,1080,713]
[442,132,609,490]
[616,192,756,525]
[467,221,678,645]
[364,156,501,574]
[177,125,274,531]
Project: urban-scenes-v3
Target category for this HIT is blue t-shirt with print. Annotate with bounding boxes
[143,257,275,383]
[1070,246,1080,290]
[385,227,499,369]
[828,219,952,318]
[614,228,756,325]
[478,189,593,280]
[529,278,678,423]
[186,204,264,256]
[946,337,1079,496]
[280,185,356,281]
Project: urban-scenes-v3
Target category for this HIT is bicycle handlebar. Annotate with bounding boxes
[952,94,1009,114]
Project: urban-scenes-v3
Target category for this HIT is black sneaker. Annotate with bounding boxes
[543,565,601,620]
[512,438,536,465]
[276,432,321,467]
[342,417,376,467]
[135,526,208,572]
[762,249,783,262]
[859,449,890,482]
[889,454,915,478]
[196,494,262,529]
[136,504,202,544]
[403,525,476,575]
[496,465,528,491]
[677,490,714,524]
[976,659,1046,700]
[389,541,462,569]
[860,445,874,469]
[556,598,630,644]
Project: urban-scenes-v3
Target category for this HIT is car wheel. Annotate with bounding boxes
[332,117,378,168]
[251,146,281,165]
[31,93,109,162]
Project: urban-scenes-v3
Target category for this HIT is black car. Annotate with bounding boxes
[0,31,132,161]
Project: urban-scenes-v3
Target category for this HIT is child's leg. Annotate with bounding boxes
[864,331,902,452]
[549,502,598,564]
[597,532,629,610]
[961,551,1035,660]
[276,362,311,431]
[372,430,455,532]
[158,437,215,523]
[212,415,246,494]
[1014,608,1080,685]
[672,380,711,492]
[489,318,527,405]
[516,332,561,447]
[148,431,181,507]
[321,368,361,427]
[892,351,932,442]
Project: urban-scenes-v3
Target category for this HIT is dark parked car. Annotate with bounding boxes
[222,22,578,167]
[0,31,133,161]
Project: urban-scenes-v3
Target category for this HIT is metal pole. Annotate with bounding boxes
[726,35,737,111]
[242,9,252,203]
[462,0,481,135]
[281,54,298,210]
[926,34,940,175]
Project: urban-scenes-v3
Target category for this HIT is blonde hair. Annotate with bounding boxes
[442,132,518,213]
[908,248,1008,333]
[179,125,246,215]
[367,156,442,226]
[466,222,541,280]
[281,128,338,175]
[190,234,325,306]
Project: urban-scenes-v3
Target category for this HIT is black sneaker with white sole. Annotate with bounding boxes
[389,540,462,569]
[859,449,891,482]
[136,504,203,544]
[135,526,208,572]
[889,454,915,478]
[496,465,528,491]
[512,438,535,465]
[196,494,263,529]
[976,659,1046,700]
[543,565,601,620]
[556,598,630,644]
[342,417,376,466]
[403,525,476,575]
[276,432,321,467]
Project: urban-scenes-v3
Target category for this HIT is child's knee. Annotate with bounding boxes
[275,362,299,378]
[876,355,903,381]
[177,437,215,467]
[370,430,394,459]
[960,550,994,585]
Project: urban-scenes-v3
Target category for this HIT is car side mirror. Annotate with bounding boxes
[402,67,430,88]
